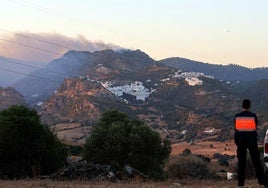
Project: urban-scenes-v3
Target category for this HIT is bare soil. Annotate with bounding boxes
[1,141,263,187]
[0,179,263,188]
[171,140,237,157]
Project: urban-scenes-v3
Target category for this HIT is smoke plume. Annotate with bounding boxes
[0,32,122,63]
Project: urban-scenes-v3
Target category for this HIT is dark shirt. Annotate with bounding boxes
[234,110,258,144]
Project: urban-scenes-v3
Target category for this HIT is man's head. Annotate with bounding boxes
[242,99,251,110]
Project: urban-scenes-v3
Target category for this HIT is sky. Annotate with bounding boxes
[0,0,267,68]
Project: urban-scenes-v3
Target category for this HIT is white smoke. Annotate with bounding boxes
[0,32,122,63]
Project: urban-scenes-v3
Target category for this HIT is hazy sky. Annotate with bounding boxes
[0,0,267,68]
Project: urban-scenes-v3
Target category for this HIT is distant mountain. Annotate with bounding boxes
[10,49,268,144]
[13,49,154,105]
[159,57,268,81]
[0,87,26,111]
[38,51,246,143]
[0,56,44,87]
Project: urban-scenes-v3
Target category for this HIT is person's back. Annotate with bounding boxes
[234,99,264,187]
[235,110,258,146]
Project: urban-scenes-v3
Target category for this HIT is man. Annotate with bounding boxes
[234,99,264,187]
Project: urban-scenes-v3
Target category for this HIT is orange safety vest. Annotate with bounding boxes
[235,117,256,131]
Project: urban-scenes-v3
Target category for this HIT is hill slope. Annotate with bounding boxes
[13,49,154,105]
[39,57,244,143]
[10,49,268,144]
[159,57,268,81]
[0,87,26,111]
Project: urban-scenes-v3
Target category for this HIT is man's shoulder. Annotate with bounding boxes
[235,111,257,117]
[235,111,244,117]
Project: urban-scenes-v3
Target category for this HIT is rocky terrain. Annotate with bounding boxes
[1,49,267,145]
[0,87,26,111]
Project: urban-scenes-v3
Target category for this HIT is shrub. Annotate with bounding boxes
[213,153,235,166]
[83,110,171,180]
[217,158,229,166]
[182,148,191,156]
[196,154,211,163]
[67,145,82,156]
[167,155,212,179]
[0,105,67,179]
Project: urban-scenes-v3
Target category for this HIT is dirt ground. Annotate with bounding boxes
[0,141,263,188]
[171,140,237,157]
[0,179,263,188]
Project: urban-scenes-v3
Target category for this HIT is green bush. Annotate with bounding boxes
[0,105,67,179]
[167,155,212,179]
[83,110,171,180]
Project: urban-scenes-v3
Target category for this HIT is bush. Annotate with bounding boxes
[0,105,67,179]
[213,153,235,166]
[196,154,211,163]
[167,155,212,179]
[67,145,82,156]
[182,149,211,162]
[83,110,171,180]
[217,158,229,166]
[182,148,191,156]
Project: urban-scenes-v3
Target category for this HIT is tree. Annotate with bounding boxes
[83,110,171,179]
[0,105,67,179]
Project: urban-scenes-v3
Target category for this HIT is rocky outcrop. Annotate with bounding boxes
[40,78,130,126]
[0,87,26,111]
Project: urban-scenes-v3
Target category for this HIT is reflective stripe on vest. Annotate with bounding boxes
[235,117,256,131]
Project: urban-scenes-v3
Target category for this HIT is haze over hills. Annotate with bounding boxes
[1,49,268,144]
[12,51,94,105]
[0,56,44,87]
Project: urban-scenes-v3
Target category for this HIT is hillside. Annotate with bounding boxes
[39,58,244,144]
[7,49,268,144]
[13,49,154,105]
[0,87,26,111]
[159,57,268,81]
[12,51,93,105]
[242,79,268,106]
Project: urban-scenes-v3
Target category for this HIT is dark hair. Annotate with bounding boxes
[242,99,251,109]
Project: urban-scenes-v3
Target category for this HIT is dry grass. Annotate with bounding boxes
[0,179,263,188]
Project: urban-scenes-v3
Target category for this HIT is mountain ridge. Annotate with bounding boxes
[1,49,267,144]
[159,57,268,81]
[12,49,155,105]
